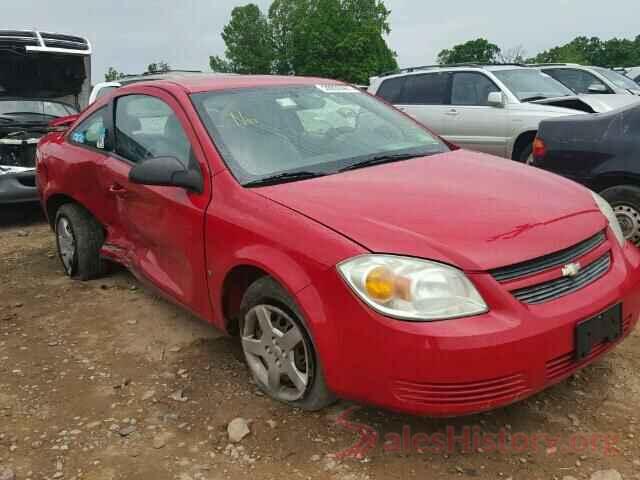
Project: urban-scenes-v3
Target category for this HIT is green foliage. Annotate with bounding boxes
[146,62,171,74]
[437,39,501,65]
[527,35,640,67]
[213,0,397,84]
[215,4,274,74]
[104,67,126,82]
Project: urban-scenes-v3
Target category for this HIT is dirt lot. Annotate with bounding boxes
[1,206,640,480]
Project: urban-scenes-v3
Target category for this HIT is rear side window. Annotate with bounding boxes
[114,95,192,166]
[543,68,611,94]
[451,73,500,106]
[69,108,108,150]
[376,77,406,103]
[403,73,450,105]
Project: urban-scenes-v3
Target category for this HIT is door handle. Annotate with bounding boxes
[108,183,128,195]
[445,109,459,116]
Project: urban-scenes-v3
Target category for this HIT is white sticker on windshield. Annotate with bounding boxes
[315,84,359,93]
[277,97,297,108]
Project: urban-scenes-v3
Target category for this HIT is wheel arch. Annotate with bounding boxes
[589,172,640,193]
[511,130,537,160]
[45,193,80,228]
[218,249,316,336]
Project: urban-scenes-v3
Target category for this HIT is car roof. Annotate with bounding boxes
[121,73,344,94]
[374,64,530,82]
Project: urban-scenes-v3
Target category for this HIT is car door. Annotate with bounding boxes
[394,72,452,136]
[98,88,212,319]
[443,72,509,157]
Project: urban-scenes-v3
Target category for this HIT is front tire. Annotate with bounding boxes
[239,277,336,411]
[600,185,640,245]
[55,203,106,280]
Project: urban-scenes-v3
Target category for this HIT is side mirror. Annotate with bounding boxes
[50,114,80,129]
[587,83,608,93]
[487,91,505,107]
[129,156,203,193]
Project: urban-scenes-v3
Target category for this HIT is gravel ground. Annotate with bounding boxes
[1,205,639,480]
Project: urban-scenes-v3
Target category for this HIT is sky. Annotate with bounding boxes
[4,0,639,84]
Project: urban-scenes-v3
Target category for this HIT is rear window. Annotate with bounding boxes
[376,77,406,103]
[403,73,450,105]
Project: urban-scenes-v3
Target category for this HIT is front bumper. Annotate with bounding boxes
[298,233,640,417]
[0,169,38,204]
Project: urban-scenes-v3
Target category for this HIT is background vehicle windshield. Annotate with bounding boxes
[192,85,447,185]
[0,100,76,118]
[593,67,640,90]
[494,69,574,101]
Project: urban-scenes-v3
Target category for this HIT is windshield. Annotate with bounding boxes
[0,100,76,118]
[192,85,447,185]
[493,69,574,101]
[593,67,640,91]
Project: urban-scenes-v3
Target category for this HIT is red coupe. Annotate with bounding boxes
[36,74,640,416]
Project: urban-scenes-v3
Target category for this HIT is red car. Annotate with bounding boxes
[37,74,640,416]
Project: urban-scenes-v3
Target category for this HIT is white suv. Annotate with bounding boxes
[368,65,608,163]
[533,64,640,96]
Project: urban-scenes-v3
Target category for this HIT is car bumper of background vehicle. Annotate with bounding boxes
[0,170,38,204]
[298,236,640,417]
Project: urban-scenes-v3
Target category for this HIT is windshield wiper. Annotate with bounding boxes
[520,95,550,102]
[339,152,427,172]
[243,171,326,187]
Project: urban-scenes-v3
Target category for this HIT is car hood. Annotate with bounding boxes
[578,93,640,112]
[257,150,606,271]
[0,50,87,101]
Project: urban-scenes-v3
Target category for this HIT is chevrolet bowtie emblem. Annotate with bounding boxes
[562,262,582,278]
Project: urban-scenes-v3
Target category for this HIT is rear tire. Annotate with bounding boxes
[54,203,106,280]
[517,143,534,165]
[600,185,640,246]
[239,276,336,411]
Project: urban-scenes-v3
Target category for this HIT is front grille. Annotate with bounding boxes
[392,373,530,406]
[512,253,611,304]
[490,231,606,282]
[0,30,39,47]
[41,32,90,51]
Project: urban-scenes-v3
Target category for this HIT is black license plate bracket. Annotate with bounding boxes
[575,303,622,361]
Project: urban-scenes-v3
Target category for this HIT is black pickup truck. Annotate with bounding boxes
[532,101,640,244]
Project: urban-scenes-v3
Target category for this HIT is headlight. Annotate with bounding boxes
[337,255,488,321]
[591,191,625,247]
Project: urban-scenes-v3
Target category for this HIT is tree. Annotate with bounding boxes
[104,67,126,82]
[212,0,398,84]
[146,61,171,74]
[214,4,274,74]
[498,45,527,64]
[437,38,501,65]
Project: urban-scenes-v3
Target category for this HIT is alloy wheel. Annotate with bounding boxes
[241,304,310,402]
[614,204,640,245]
[56,216,77,275]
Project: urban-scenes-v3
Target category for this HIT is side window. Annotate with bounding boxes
[403,73,450,105]
[451,73,500,106]
[544,69,610,94]
[69,108,108,150]
[376,77,406,103]
[115,95,192,166]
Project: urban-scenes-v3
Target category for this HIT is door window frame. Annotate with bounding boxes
[106,90,205,185]
[399,72,453,106]
[67,106,112,154]
[450,72,502,107]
